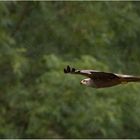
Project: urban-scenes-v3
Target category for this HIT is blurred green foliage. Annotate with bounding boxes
[1,1,140,138]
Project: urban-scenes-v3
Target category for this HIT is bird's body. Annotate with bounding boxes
[64,65,140,88]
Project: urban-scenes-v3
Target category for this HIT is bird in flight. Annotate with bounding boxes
[64,65,140,88]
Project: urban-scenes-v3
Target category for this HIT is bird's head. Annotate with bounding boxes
[80,78,93,87]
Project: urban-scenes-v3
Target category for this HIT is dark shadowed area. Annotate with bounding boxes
[1,1,140,138]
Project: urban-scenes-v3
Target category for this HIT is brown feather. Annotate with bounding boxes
[64,65,140,88]
[121,76,140,82]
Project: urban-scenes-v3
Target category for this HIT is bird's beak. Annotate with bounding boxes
[80,81,82,84]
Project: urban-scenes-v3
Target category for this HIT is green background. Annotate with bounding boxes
[1,1,140,138]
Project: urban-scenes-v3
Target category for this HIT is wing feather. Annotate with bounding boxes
[64,65,120,80]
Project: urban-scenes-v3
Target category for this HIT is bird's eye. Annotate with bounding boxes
[83,80,86,82]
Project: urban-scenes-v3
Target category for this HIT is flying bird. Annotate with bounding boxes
[64,65,140,88]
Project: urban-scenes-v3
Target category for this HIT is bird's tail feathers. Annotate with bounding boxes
[121,76,140,83]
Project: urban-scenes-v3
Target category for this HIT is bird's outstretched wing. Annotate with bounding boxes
[64,65,120,80]
[64,65,92,77]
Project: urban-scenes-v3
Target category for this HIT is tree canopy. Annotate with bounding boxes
[1,1,140,138]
